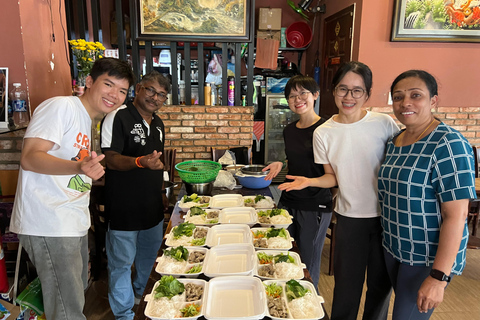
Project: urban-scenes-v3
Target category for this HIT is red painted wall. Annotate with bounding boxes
[1,0,72,114]
[359,0,480,107]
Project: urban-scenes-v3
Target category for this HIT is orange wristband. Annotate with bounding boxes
[135,156,145,168]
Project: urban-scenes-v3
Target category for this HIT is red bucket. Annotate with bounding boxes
[286,21,312,48]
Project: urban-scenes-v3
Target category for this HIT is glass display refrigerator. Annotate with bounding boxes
[264,94,300,183]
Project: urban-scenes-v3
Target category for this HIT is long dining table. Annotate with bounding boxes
[133,184,330,320]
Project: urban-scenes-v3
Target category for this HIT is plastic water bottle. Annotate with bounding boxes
[10,83,29,128]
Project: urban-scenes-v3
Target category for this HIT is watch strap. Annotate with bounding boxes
[430,269,451,282]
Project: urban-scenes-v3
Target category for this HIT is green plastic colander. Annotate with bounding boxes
[175,160,222,183]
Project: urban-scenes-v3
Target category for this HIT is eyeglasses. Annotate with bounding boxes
[287,91,311,102]
[141,85,167,100]
[335,87,366,99]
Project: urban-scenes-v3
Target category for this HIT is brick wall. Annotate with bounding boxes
[370,106,480,145]
[0,129,25,170]
[158,105,254,181]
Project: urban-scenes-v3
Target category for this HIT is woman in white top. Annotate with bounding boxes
[280,61,398,320]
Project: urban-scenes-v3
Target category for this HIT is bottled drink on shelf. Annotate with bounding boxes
[10,83,29,128]
[227,76,235,106]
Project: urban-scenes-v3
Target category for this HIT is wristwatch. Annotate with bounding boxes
[430,269,451,282]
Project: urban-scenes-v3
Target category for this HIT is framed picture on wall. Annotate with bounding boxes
[391,0,480,42]
[135,0,252,41]
[0,68,8,129]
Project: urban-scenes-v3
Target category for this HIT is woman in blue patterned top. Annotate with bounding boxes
[378,70,476,319]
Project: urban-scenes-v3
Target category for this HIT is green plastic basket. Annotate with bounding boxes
[175,160,222,183]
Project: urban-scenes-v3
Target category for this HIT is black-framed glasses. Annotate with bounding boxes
[141,85,167,100]
[287,91,311,102]
[334,86,366,99]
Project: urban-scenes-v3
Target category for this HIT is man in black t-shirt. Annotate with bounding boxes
[100,71,171,320]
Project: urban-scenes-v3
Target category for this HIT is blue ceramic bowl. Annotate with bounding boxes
[236,174,272,189]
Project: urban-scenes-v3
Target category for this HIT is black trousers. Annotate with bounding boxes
[331,214,392,320]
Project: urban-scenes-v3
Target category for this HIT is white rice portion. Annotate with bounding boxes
[288,292,321,319]
[186,214,206,224]
[148,292,186,318]
[267,237,290,249]
[270,214,291,225]
[157,256,187,274]
[167,234,193,247]
[255,198,274,208]
[274,262,303,279]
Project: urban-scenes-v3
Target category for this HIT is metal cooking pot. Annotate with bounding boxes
[184,181,214,195]
[162,181,178,202]
[241,164,269,176]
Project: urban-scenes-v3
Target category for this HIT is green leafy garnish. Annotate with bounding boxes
[191,238,206,246]
[244,198,254,204]
[207,219,218,224]
[274,252,294,263]
[257,252,273,264]
[183,194,199,203]
[254,195,266,203]
[264,283,283,298]
[180,303,201,317]
[190,206,206,216]
[257,210,270,217]
[267,228,288,239]
[186,264,203,274]
[154,276,185,299]
[253,230,266,238]
[285,279,309,301]
[270,208,283,216]
[163,246,189,262]
[173,222,196,239]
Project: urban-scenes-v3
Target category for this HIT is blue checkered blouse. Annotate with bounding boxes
[378,122,476,274]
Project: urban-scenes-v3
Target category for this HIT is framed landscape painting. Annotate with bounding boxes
[391,0,480,42]
[136,0,252,42]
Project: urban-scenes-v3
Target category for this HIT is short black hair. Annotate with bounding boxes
[284,75,319,99]
[331,61,373,99]
[89,57,135,88]
[390,70,438,98]
[141,70,171,93]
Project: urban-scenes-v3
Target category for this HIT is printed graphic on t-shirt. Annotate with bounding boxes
[68,134,92,192]
[131,123,146,145]
[156,126,163,142]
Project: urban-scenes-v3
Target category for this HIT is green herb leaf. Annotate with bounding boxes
[254,195,266,203]
[163,246,189,262]
[173,222,196,239]
[267,228,288,239]
[186,265,203,274]
[274,252,294,263]
[285,279,309,301]
[190,206,206,216]
[154,276,185,299]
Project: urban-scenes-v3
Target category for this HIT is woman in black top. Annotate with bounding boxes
[264,75,332,289]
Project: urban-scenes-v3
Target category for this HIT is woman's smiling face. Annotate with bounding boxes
[287,86,318,115]
[334,71,369,118]
[391,76,437,127]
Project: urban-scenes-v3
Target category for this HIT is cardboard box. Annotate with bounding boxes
[0,300,21,320]
[257,30,281,41]
[258,8,282,30]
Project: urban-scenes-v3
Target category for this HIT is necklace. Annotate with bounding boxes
[395,118,437,146]
[414,118,437,143]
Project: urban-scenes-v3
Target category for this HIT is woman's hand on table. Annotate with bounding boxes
[263,162,283,181]
[417,276,447,313]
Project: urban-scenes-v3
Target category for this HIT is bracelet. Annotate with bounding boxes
[281,160,287,169]
[135,156,145,168]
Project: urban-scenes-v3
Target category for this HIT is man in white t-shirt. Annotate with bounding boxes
[10,58,134,320]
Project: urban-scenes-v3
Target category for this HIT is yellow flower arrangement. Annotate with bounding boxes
[69,39,105,80]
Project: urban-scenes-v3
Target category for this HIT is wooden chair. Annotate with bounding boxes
[211,146,252,165]
[163,148,177,182]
